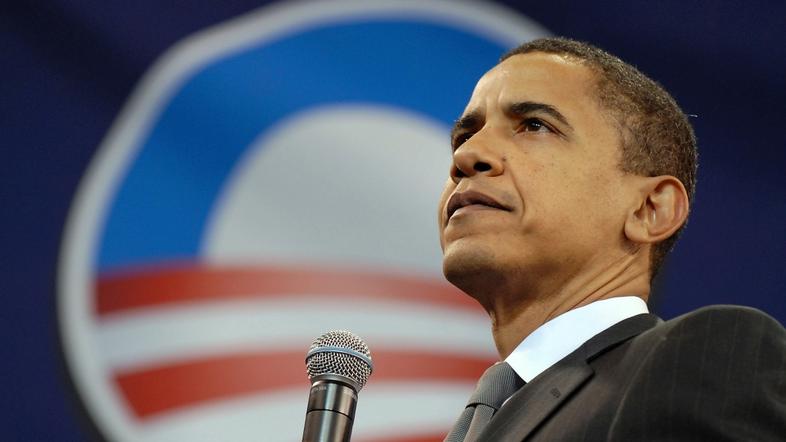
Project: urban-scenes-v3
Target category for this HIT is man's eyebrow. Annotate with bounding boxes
[451,110,482,140]
[508,101,572,129]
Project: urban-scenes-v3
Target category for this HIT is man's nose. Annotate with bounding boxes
[450,133,504,183]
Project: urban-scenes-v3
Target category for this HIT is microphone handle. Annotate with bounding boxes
[302,377,358,442]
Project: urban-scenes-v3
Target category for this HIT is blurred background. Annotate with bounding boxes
[2,0,785,441]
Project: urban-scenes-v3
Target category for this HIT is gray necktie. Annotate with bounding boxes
[444,362,524,442]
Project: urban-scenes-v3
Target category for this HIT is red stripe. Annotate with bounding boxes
[96,263,478,316]
[114,350,492,419]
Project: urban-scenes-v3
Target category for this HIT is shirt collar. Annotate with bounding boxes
[505,296,649,383]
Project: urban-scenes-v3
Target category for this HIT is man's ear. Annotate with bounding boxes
[624,175,689,245]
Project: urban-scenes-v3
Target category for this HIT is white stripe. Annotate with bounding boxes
[135,382,474,442]
[98,296,494,371]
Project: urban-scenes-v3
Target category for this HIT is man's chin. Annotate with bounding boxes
[442,244,502,293]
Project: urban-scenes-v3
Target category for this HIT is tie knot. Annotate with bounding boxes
[467,362,523,410]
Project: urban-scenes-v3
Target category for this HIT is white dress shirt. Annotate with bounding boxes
[505,296,649,383]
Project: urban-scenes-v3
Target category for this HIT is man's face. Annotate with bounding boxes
[438,52,634,292]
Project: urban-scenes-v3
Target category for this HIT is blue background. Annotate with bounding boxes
[98,20,504,270]
[2,1,785,440]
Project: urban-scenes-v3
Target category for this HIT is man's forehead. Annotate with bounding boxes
[463,52,596,114]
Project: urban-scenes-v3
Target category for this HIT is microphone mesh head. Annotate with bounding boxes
[306,330,373,390]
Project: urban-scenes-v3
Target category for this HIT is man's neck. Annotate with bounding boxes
[481,256,651,359]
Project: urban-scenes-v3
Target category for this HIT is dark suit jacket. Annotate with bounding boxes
[479,305,786,441]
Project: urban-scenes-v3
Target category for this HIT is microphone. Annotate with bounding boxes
[302,330,374,442]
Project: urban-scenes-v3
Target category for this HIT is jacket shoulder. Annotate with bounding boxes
[668,304,783,326]
[654,304,786,343]
[608,305,786,440]
[633,304,786,382]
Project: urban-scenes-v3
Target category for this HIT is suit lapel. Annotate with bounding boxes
[481,313,661,442]
[482,350,592,442]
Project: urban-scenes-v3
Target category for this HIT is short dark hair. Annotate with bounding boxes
[501,37,698,278]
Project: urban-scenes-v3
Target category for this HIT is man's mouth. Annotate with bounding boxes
[446,190,511,220]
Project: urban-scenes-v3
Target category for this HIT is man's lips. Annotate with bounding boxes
[446,190,511,220]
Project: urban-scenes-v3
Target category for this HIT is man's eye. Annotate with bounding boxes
[520,118,551,133]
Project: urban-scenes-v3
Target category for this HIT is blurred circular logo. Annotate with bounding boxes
[58,1,547,440]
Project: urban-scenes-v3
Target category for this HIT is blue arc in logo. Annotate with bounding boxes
[99,19,510,271]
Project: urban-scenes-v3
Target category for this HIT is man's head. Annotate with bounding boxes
[501,38,697,276]
[438,38,696,303]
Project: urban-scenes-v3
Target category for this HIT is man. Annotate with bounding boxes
[440,37,786,441]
